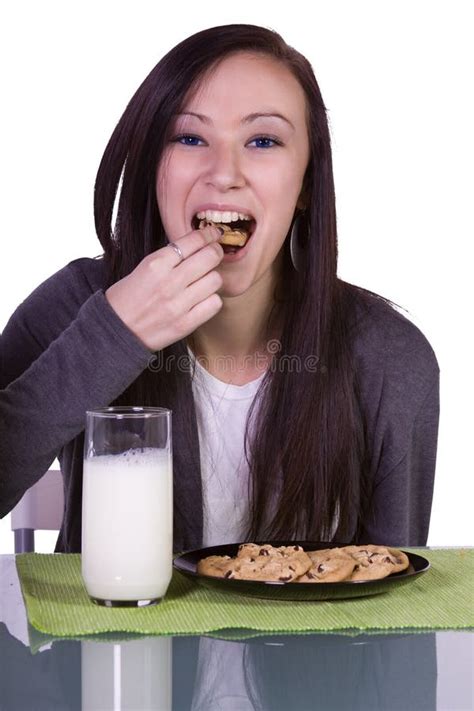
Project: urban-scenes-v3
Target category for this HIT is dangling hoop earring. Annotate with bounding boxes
[289,211,307,272]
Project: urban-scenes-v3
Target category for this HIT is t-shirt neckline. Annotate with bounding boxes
[187,345,267,400]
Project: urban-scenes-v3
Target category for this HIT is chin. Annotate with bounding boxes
[218,279,254,299]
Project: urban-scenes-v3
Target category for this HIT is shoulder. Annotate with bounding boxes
[24,255,106,309]
[2,256,107,352]
[344,281,439,372]
[62,255,106,289]
[341,281,439,404]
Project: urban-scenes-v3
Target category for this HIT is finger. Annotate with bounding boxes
[181,270,223,311]
[162,224,223,268]
[176,240,224,287]
[179,293,223,333]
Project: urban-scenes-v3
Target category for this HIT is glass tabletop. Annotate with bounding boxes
[1,555,472,711]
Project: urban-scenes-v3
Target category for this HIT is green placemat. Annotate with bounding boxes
[16,549,474,638]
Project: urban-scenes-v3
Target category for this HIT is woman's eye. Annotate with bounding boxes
[172,135,204,146]
[170,134,282,149]
[249,136,282,149]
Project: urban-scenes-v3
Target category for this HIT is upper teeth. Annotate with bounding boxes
[196,210,252,223]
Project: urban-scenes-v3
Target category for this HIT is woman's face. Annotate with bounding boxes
[156,51,310,297]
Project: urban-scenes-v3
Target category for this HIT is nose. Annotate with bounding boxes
[204,142,246,191]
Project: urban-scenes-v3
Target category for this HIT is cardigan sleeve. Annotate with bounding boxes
[0,261,152,517]
[358,375,440,546]
[347,291,441,547]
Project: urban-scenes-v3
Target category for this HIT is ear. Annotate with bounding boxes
[296,175,310,210]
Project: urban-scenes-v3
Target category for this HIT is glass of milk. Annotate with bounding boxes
[82,407,172,607]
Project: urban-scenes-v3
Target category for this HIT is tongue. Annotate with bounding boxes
[222,244,241,254]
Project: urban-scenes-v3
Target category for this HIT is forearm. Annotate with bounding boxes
[0,290,152,515]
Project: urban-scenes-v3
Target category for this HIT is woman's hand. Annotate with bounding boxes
[105,224,224,351]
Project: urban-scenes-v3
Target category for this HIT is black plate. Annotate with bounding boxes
[173,541,430,601]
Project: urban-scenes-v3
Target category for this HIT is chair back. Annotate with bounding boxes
[11,469,64,553]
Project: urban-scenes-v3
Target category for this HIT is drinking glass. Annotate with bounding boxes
[82,407,172,607]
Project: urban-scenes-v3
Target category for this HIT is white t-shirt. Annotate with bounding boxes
[187,348,266,547]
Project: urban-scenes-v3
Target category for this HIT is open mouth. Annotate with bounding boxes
[192,212,257,254]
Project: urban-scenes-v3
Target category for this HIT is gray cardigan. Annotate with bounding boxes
[0,257,440,551]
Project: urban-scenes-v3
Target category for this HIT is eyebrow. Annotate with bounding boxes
[176,111,295,130]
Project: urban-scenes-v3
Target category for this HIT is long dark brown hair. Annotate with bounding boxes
[94,24,395,546]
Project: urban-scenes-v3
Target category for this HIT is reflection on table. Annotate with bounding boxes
[81,637,172,710]
[1,623,443,710]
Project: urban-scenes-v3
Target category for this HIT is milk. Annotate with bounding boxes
[82,447,173,602]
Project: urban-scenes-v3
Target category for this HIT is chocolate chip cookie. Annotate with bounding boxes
[237,543,306,559]
[197,543,409,584]
[294,548,357,583]
[196,555,234,578]
[344,545,410,581]
[199,543,312,582]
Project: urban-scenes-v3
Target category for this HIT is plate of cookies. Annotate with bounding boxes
[173,541,430,601]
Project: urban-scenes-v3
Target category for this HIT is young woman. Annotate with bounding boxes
[0,24,439,552]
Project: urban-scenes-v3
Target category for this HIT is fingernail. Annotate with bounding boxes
[216,226,224,236]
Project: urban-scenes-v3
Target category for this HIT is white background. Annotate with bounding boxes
[1,0,472,552]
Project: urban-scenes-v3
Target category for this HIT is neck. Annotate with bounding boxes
[189,264,282,375]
